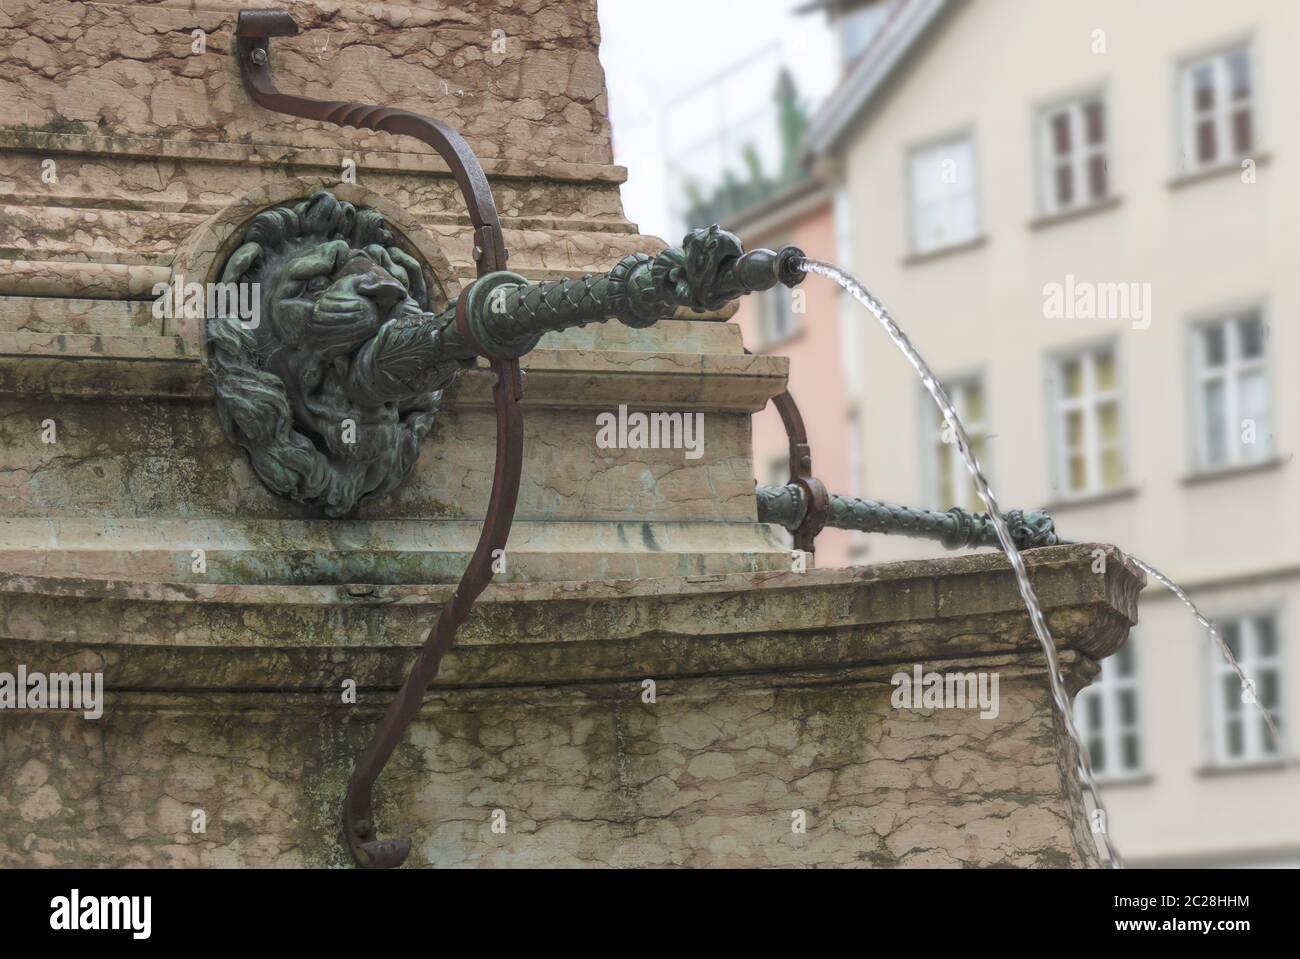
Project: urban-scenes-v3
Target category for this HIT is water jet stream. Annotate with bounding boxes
[802,257,1125,865]
[1128,557,1283,747]
[803,257,1289,865]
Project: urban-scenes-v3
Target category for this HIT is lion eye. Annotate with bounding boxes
[305,275,331,294]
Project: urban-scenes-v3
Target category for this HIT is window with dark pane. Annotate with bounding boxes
[1181,46,1255,170]
[1038,94,1109,215]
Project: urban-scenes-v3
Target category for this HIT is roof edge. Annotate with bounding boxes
[721,177,832,238]
[804,0,954,159]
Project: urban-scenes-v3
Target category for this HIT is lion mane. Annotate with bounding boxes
[205,190,450,517]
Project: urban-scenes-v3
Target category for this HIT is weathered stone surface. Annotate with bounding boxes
[0,546,1142,867]
[0,0,613,165]
[0,388,774,522]
[0,0,770,573]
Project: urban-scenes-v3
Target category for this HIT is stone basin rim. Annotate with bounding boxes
[0,542,1144,607]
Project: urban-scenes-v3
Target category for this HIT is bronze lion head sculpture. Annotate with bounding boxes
[205,190,471,516]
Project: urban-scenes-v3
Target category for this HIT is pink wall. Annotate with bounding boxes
[731,195,858,567]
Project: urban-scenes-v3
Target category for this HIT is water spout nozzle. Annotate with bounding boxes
[775,246,807,288]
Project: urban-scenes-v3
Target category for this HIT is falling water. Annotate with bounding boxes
[802,258,1124,867]
[1130,557,1283,746]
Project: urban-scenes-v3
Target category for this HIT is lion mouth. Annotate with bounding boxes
[308,294,383,357]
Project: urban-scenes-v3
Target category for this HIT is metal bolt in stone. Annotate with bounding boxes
[251,47,267,65]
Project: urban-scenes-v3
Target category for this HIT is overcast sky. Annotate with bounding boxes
[598,0,839,240]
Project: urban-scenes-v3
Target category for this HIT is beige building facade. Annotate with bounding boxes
[806,0,1299,865]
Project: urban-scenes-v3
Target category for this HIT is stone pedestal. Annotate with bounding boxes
[2,546,1141,867]
[0,0,788,584]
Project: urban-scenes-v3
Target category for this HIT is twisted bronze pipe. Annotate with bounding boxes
[750,376,1057,555]
[756,483,1061,551]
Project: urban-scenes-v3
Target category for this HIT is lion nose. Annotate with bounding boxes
[358,275,406,313]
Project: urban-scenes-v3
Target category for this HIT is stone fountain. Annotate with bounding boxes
[0,0,1140,868]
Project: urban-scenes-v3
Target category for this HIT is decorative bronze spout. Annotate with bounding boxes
[756,483,1061,551]
[208,192,805,515]
[454,226,806,360]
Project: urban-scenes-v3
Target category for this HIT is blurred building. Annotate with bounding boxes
[726,179,861,568]
[740,0,1295,865]
[718,10,888,569]
[664,47,803,238]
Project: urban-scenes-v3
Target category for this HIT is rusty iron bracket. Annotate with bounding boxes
[772,389,829,555]
[745,347,829,556]
[234,9,521,868]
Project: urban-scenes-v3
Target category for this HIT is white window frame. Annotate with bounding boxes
[1208,610,1283,767]
[1176,40,1256,173]
[906,130,981,256]
[1048,342,1125,499]
[922,374,989,511]
[1036,89,1110,216]
[1075,636,1144,782]
[1189,306,1273,472]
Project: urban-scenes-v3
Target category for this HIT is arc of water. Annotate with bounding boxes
[1129,557,1283,747]
[802,259,1123,867]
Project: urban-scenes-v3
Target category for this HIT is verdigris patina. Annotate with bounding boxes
[756,483,1061,551]
[206,190,469,516]
[206,189,805,515]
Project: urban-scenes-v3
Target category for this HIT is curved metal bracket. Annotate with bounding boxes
[771,388,829,555]
[234,10,507,276]
[745,344,828,556]
[233,9,520,868]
